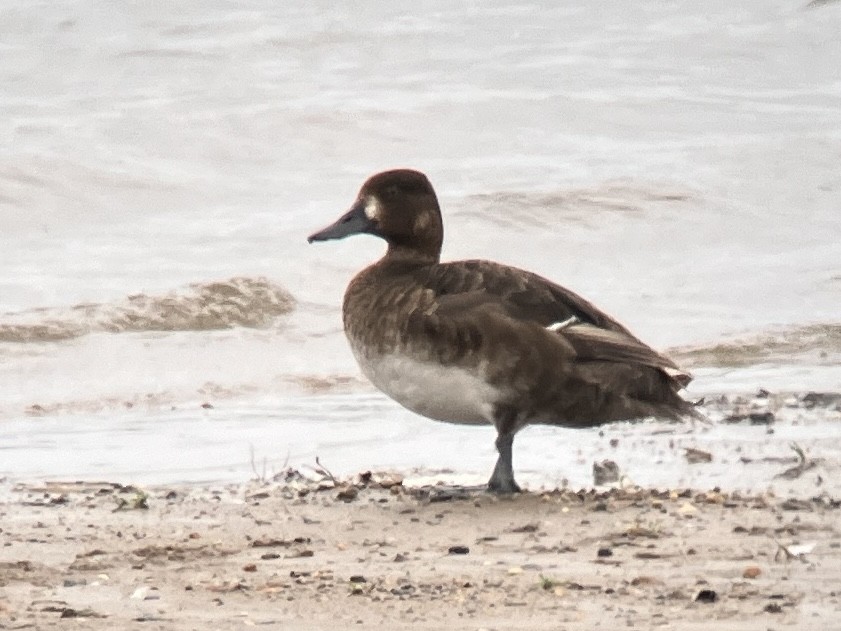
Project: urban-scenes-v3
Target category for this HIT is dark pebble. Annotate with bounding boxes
[596,547,613,558]
[349,575,367,583]
[448,545,470,555]
[780,498,812,511]
[748,411,775,424]
[63,578,87,587]
[695,589,718,603]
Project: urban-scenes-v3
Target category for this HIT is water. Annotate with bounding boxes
[2,0,840,486]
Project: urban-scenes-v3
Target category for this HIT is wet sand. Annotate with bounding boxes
[2,468,840,630]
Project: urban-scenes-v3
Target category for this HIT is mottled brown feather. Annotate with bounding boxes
[343,257,697,430]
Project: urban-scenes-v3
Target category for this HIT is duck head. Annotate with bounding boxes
[308,169,444,262]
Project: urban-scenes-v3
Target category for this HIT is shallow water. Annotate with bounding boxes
[2,0,840,485]
[3,394,839,500]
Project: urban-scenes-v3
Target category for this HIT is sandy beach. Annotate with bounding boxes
[3,407,840,631]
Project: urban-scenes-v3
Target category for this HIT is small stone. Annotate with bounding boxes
[780,498,812,512]
[509,523,539,533]
[764,602,783,614]
[695,589,717,603]
[130,586,160,601]
[336,486,358,502]
[743,566,761,579]
[63,578,87,587]
[375,473,404,488]
[60,607,105,619]
[593,460,620,485]
[130,586,148,600]
[448,545,470,555]
[630,576,662,587]
[748,411,774,425]
[349,575,366,583]
[242,564,257,572]
[684,448,713,464]
[596,547,613,558]
[677,502,698,516]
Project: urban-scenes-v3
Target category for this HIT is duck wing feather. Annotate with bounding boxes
[420,260,691,388]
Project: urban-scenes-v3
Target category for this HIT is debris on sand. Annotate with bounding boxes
[593,460,620,485]
[774,540,816,562]
[57,607,107,619]
[112,489,149,512]
[800,391,841,410]
[447,545,470,555]
[775,443,820,480]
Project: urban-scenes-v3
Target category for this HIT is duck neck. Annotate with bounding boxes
[384,243,441,265]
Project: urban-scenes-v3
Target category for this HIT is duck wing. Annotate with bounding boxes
[420,259,691,387]
[425,260,635,334]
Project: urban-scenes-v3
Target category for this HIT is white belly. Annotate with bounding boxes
[354,351,500,425]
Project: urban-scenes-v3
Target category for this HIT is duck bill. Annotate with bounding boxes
[307,200,372,243]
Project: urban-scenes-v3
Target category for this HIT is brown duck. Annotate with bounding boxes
[308,169,696,493]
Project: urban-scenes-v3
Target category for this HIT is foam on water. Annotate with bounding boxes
[0,277,295,342]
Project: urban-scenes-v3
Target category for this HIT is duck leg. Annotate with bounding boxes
[487,431,521,493]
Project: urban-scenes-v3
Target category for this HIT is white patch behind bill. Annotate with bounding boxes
[364,195,381,221]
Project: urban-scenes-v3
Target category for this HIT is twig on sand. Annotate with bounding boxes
[250,444,268,483]
[775,442,819,480]
[315,456,339,485]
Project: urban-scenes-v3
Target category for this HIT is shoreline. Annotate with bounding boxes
[2,390,839,629]
[2,389,839,494]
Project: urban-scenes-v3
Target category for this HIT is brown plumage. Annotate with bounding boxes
[309,169,697,492]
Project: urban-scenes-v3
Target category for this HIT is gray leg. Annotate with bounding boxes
[487,432,521,493]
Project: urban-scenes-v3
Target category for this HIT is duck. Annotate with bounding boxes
[308,169,697,493]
